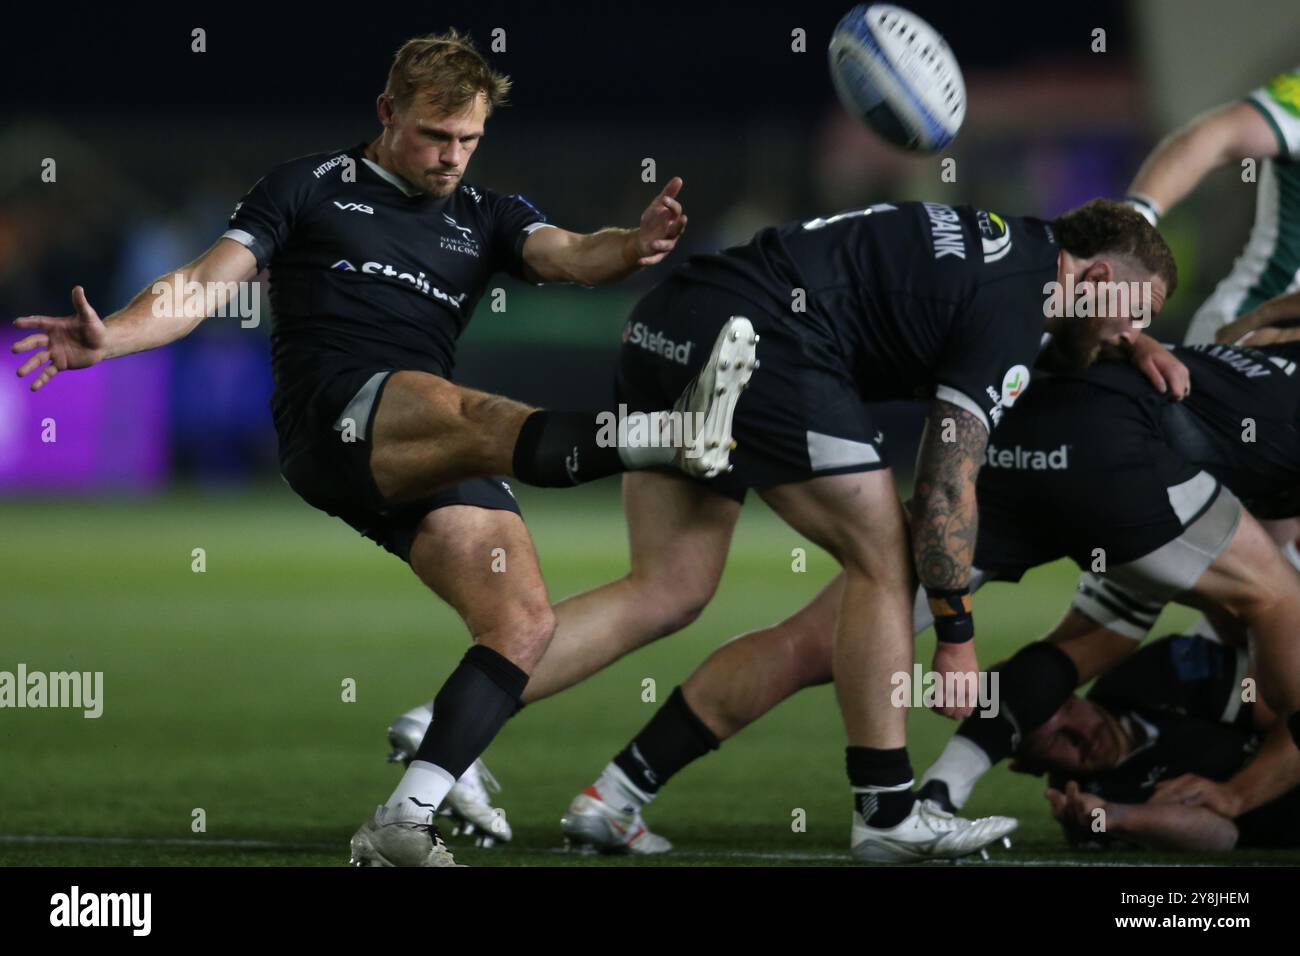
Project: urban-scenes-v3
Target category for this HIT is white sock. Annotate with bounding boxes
[616,412,676,469]
[919,736,992,809]
[593,763,653,812]
[385,759,456,814]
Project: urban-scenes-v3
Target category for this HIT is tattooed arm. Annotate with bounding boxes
[913,400,986,591]
[913,399,988,717]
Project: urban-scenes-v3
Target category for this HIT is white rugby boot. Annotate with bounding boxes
[672,316,758,479]
[349,803,461,867]
[386,704,512,845]
[850,799,1018,863]
[561,784,672,855]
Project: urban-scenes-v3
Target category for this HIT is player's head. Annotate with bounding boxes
[1009,694,1127,777]
[375,30,511,197]
[1047,199,1179,369]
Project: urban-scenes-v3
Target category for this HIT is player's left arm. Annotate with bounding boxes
[1152,718,1300,818]
[913,399,987,718]
[521,177,687,286]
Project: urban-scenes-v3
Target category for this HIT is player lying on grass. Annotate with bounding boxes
[389,198,1184,861]
[9,30,756,868]
[539,339,1300,853]
[1020,632,1300,853]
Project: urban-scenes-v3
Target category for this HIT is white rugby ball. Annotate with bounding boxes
[828,4,966,152]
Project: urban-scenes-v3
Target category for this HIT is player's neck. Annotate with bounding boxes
[362,139,428,197]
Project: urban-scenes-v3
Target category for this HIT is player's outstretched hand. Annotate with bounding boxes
[11,286,107,391]
[929,639,979,719]
[1151,773,1241,818]
[635,176,688,265]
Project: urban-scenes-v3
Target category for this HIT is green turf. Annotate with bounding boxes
[0,483,1294,867]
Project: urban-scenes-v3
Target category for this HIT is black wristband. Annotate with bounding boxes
[927,587,974,644]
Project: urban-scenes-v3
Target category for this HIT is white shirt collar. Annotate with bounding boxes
[362,156,423,197]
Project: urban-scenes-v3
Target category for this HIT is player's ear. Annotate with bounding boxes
[376,93,394,126]
[1082,259,1112,284]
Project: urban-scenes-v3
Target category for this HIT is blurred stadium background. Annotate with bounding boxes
[3,1,1299,865]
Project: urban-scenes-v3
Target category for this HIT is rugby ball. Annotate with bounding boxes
[828,4,966,152]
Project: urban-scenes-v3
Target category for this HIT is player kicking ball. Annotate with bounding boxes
[10,30,755,867]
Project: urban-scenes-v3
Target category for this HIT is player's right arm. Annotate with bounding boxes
[912,399,987,718]
[12,237,257,391]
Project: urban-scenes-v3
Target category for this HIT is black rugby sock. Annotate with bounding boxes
[510,410,629,487]
[413,645,529,780]
[612,687,720,795]
[847,746,915,828]
[957,640,1079,764]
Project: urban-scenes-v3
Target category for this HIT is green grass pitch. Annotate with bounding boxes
[1,483,1296,867]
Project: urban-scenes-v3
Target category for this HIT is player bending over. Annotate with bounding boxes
[10,30,755,867]
[545,339,1300,853]
[389,198,1183,861]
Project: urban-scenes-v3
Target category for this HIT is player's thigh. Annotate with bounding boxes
[758,469,910,580]
[1184,506,1295,617]
[623,470,741,602]
[408,504,554,660]
[371,371,533,502]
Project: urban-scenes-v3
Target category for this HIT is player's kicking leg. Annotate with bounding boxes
[370,316,757,501]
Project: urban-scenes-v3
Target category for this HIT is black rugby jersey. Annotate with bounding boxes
[222,142,551,436]
[676,201,1059,429]
[1061,342,1300,518]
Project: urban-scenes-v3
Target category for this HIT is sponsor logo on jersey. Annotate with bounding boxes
[923,202,966,260]
[461,184,483,204]
[333,201,374,215]
[1001,365,1030,406]
[353,259,467,310]
[985,443,1070,470]
[977,210,1012,263]
[311,154,351,179]
[623,321,694,364]
[439,213,480,257]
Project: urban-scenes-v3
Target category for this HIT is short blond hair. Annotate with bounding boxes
[384,29,510,115]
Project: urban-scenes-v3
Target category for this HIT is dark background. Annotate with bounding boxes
[0,1,1275,490]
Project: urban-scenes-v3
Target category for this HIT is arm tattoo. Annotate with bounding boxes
[912,400,988,591]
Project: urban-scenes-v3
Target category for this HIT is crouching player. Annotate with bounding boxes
[556,339,1300,853]
[392,199,1184,860]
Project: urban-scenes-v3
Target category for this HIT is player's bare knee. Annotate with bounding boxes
[627,563,719,635]
[480,599,556,668]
